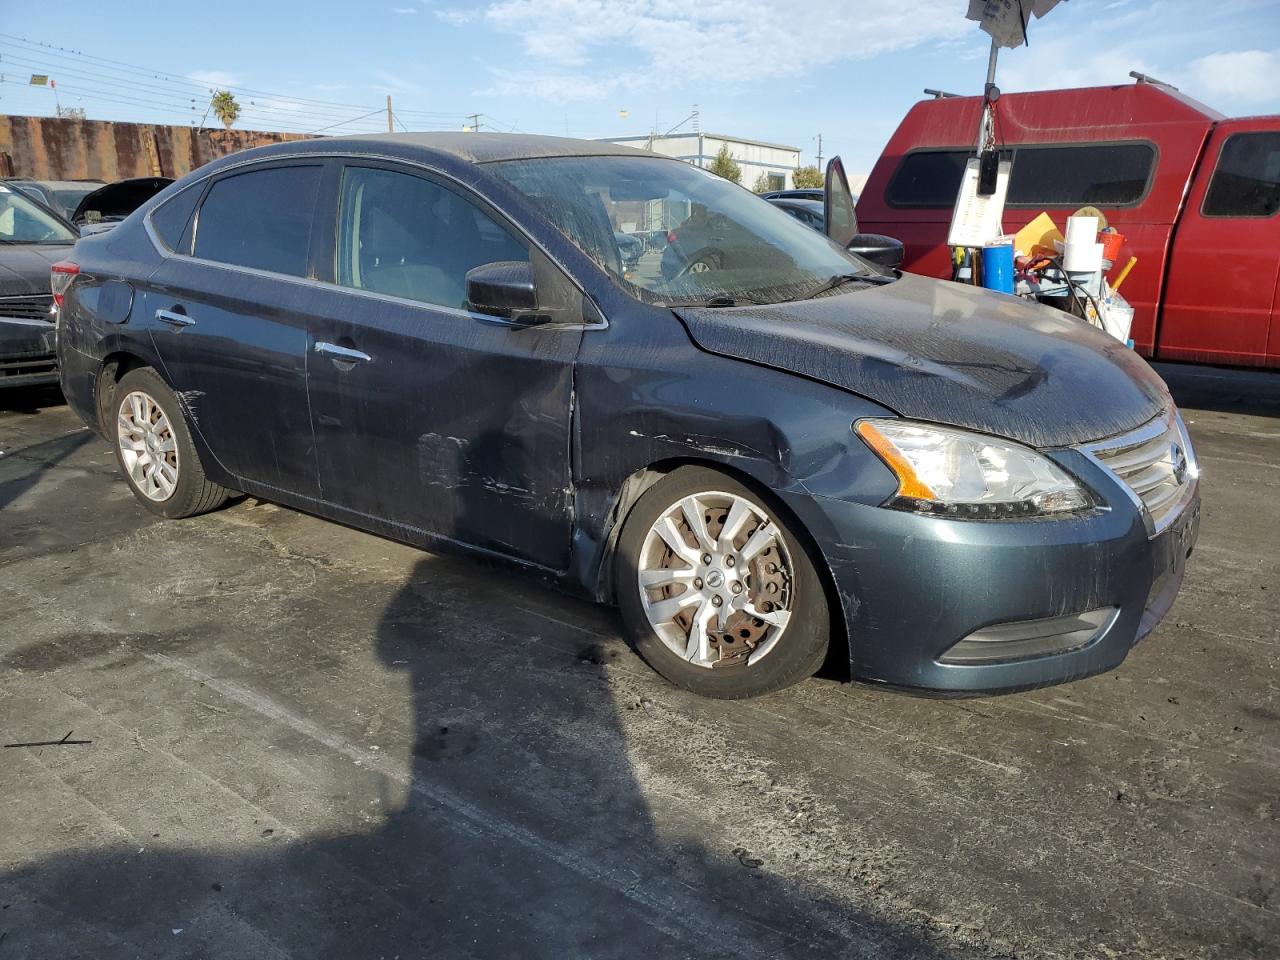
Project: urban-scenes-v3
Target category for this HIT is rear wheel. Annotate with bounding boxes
[112,367,229,519]
[615,467,829,699]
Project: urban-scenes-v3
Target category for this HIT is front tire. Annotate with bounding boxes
[614,466,829,699]
[112,367,229,519]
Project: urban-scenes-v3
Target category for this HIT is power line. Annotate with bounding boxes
[0,33,474,129]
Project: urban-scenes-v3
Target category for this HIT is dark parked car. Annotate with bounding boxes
[70,176,174,232]
[5,178,106,221]
[760,188,826,203]
[767,197,905,270]
[55,133,1200,699]
[614,230,642,270]
[0,183,78,388]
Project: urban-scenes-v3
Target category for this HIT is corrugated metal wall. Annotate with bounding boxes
[0,115,311,180]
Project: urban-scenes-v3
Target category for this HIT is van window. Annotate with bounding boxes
[887,143,1156,208]
[193,166,321,277]
[886,150,970,208]
[1202,132,1280,218]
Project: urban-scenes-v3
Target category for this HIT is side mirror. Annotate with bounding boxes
[465,260,542,323]
[823,155,859,250]
[846,233,904,271]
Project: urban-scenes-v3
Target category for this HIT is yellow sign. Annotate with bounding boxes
[29,74,49,86]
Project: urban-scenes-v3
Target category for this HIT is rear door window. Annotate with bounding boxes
[193,165,322,277]
[1202,132,1280,218]
[887,143,1155,208]
[335,165,528,311]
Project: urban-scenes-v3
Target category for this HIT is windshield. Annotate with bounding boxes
[488,155,879,306]
[0,184,77,244]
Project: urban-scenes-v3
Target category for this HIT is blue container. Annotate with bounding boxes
[981,243,1015,294]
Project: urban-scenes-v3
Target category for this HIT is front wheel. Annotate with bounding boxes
[112,367,230,519]
[614,467,829,699]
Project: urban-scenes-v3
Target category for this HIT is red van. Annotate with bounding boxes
[857,80,1280,369]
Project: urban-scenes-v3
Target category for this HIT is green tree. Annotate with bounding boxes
[211,90,240,129]
[707,144,742,185]
[751,172,771,193]
[792,165,823,189]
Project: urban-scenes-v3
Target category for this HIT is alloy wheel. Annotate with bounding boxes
[637,491,794,668]
[117,390,180,501]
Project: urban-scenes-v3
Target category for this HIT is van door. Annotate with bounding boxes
[1157,121,1280,366]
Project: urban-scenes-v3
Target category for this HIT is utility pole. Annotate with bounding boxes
[468,113,482,133]
[814,133,823,169]
[386,95,393,133]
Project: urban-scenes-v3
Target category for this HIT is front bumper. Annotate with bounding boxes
[0,318,59,388]
[784,448,1200,694]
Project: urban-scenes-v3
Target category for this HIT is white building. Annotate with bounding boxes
[598,132,802,191]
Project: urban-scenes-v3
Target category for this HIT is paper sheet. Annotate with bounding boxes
[946,157,1011,248]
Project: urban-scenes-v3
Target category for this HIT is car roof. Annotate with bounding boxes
[303,132,657,165]
[5,178,105,188]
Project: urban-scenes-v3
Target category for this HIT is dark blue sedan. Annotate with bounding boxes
[53,134,1199,699]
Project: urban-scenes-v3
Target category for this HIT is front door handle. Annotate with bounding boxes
[315,341,372,363]
[155,308,194,327]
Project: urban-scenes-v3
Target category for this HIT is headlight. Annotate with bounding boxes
[856,419,1091,518]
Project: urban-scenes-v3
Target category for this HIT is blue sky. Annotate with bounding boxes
[2,0,1278,177]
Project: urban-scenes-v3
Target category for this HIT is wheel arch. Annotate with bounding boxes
[96,350,235,491]
[589,455,851,681]
[96,349,163,435]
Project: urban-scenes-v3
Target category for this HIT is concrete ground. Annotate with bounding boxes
[1,380,1277,960]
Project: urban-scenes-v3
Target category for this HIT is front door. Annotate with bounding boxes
[305,162,582,571]
[1158,121,1280,366]
[144,162,325,497]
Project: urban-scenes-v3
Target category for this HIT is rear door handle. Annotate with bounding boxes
[315,341,372,363]
[155,308,194,327]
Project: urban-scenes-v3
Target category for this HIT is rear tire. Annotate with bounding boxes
[112,367,229,519]
[614,466,829,699]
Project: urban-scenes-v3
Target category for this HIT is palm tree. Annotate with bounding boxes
[210,90,240,130]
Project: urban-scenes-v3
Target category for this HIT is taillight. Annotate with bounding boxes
[50,260,79,308]
[666,229,678,245]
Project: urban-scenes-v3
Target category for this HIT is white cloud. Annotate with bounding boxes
[478,0,971,100]
[1185,50,1280,104]
[435,8,477,24]
[187,70,242,90]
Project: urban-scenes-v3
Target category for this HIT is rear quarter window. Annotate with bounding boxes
[887,142,1156,209]
[149,184,202,254]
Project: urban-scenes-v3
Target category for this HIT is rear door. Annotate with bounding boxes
[144,161,324,496]
[1154,122,1280,366]
[303,161,583,571]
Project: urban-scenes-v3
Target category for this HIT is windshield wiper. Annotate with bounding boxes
[795,272,871,301]
[702,294,771,308]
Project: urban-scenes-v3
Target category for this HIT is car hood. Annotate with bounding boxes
[0,243,70,296]
[71,176,173,224]
[672,272,1169,448]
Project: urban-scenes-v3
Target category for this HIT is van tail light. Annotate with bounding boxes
[50,260,80,308]
[666,229,678,245]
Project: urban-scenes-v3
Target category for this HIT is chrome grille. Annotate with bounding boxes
[0,294,55,321]
[1082,410,1197,535]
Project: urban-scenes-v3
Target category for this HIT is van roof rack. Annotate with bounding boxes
[1130,71,1179,90]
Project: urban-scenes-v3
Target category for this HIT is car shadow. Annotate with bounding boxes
[1153,362,1280,418]
[0,561,965,958]
[0,430,93,512]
